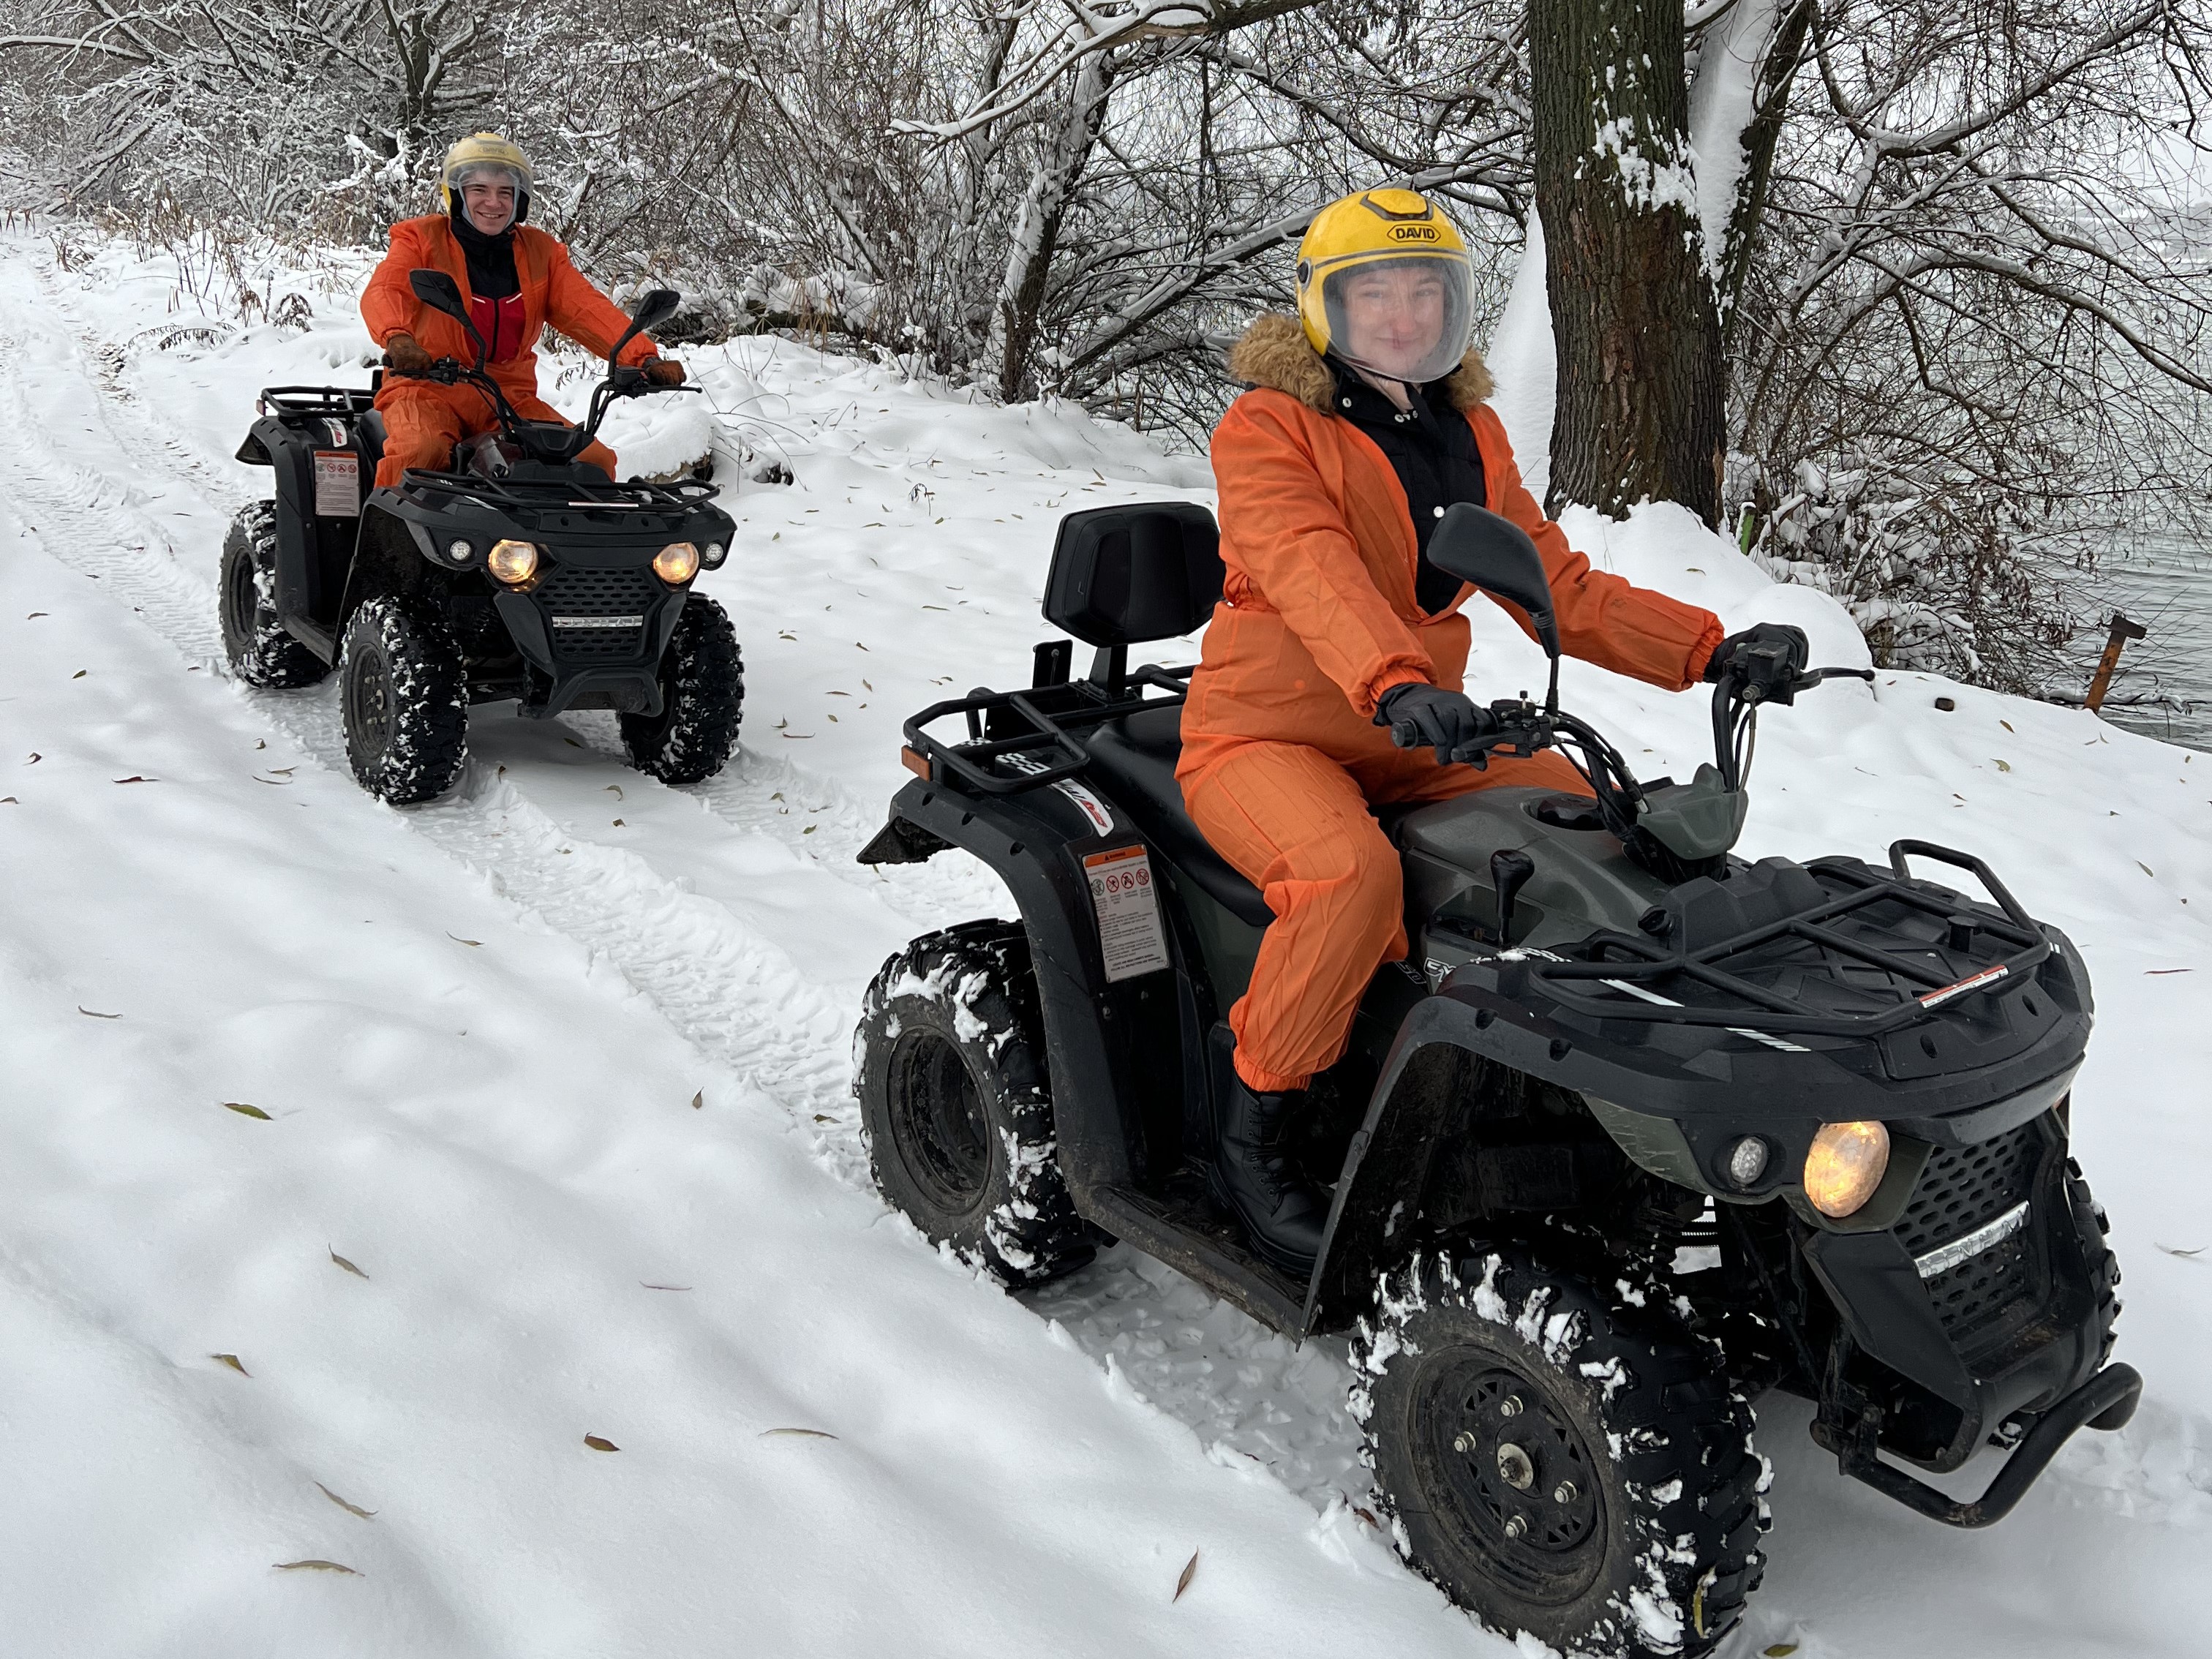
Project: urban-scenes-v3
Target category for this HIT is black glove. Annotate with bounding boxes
[1704,622,1809,688]
[1377,682,1498,765]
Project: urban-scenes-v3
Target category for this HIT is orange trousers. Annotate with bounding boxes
[1182,737,1584,1093]
[372,379,617,488]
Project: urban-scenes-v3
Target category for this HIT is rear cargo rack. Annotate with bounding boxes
[904,663,1193,794]
[257,385,377,420]
[1510,841,2053,1037]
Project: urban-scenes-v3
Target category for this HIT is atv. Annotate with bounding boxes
[851,500,2139,1657]
[222,271,743,804]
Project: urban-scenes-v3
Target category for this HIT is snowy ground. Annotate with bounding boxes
[1,227,2208,1658]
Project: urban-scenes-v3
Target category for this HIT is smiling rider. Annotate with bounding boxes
[1184,187,1807,1274]
[361,132,686,489]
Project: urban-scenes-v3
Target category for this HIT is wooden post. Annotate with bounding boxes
[2085,613,2148,713]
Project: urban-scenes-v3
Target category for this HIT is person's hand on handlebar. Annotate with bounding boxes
[1704,622,1809,687]
[383,332,433,375]
[641,356,687,387]
[1377,682,1500,765]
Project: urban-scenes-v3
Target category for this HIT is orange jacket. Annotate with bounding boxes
[361,216,659,403]
[1185,316,1723,755]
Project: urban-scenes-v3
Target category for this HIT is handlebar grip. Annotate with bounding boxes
[1390,721,1421,749]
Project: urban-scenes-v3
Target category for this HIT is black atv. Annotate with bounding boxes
[222,271,743,804]
[851,501,2138,1657]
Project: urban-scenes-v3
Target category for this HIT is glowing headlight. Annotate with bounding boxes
[653,541,701,584]
[1803,1121,1890,1217]
[445,538,473,563]
[487,538,540,584]
[701,541,727,568]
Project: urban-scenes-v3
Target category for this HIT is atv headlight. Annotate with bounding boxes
[702,541,727,568]
[653,541,701,584]
[1804,1121,1890,1217]
[488,538,540,584]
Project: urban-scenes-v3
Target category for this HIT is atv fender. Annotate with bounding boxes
[862,776,1181,1201]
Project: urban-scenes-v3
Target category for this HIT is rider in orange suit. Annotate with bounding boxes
[361,132,683,487]
[1182,189,1797,1274]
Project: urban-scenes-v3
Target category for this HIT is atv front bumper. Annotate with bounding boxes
[493,579,685,719]
[1812,1360,2140,1527]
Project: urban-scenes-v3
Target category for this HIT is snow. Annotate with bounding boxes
[1686,0,1780,282]
[2,226,2211,1658]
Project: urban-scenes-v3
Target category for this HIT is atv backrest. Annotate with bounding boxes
[1043,503,1222,645]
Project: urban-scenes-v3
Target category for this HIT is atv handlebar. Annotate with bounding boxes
[380,353,696,467]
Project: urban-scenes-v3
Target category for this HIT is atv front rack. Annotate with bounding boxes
[903,661,1194,795]
[394,471,719,514]
[1505,840,2055,1038]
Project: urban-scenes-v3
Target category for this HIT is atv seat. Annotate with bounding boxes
[1087,707,1274,927]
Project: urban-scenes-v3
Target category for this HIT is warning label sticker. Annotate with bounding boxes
[1083,846,1170,982]
[313,450,361,517]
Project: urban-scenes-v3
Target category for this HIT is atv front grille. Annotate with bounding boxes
[536,563,656,660]
[1897,1120,2047,1343]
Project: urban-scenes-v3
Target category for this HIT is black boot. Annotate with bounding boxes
[1209,1075,1330,1278]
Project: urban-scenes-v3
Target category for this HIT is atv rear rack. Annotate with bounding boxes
[1505,840,2054,1038]
[256,385,377,420]
[903,661,1195,795]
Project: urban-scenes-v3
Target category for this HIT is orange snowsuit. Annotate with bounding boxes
[1179,316,1726,1094]
[360,215,662,487]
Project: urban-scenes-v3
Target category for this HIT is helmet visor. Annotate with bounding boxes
[1320,252,1475,386]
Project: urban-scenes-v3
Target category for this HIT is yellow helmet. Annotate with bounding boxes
[1295,188,1475,385]
[439,132,534,225]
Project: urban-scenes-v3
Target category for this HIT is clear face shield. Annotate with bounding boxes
[448,162,527,232]
[1320,252,1475,387]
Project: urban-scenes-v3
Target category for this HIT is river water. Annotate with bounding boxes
[2056,535,2212,750]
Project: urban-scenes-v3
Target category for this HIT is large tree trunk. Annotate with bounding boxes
[1530,0,1725,524]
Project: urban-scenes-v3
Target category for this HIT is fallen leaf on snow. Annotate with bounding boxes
[604,784,623,799]
[212,1353,250,1374]
[2145,968,2193,976]
[691,1090,704,1110]
[2138,862,2155,877]
[1173,1549,1199,1603]
[253,775,292,786]
[113,775,154,784]
[328,1249,368,1279]
[1764,1647,1799,1658]
[642,1283,692,1292]
[2157,1244,2205,1257]
[813,1113,834,1124]
[1352,1506,1378,1527]
[27,611,47,618]
[72,669,86,679]
[447,933,482,947]
[584,1434,620,1452]
[612,818,624,827]
[78,1006,121,1019]
[225,1102,272,1119]
[24,753,39,763]
[315,1483,376,1519]
[1994,759,2012,772]
[759,1427,837,1440]
[2001,719,2014,732]
[274,1560,359,1575]
[1,797,15,805]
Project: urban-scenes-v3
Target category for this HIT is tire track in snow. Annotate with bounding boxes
[0,242,1382,1521]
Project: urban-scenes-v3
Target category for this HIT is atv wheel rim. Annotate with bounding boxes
[1412,1360,1606,1604]
[886,1030,993,1216]
[344,643,392,761]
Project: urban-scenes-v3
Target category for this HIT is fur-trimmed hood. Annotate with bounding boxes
[1226,312,1494,414]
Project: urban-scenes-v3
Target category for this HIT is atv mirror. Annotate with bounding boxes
[1429,504,1559,660]
[408,268,470,321]
[407,268,488,366]
[609,288,682,362]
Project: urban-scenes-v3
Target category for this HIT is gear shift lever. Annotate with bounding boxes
[1490,849,1535,947]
